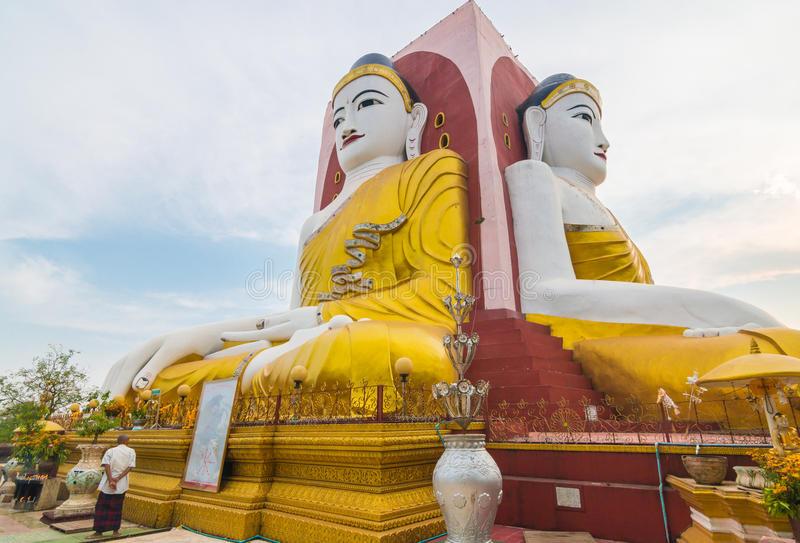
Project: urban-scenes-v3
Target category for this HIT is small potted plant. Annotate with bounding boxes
[752,449,800,539]
[32,431,69,478]
[130,406,148,430]
[10,403,68,478]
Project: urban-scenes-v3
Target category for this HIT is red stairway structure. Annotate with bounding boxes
[469,310,603,411]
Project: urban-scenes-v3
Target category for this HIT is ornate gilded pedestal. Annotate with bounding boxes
[667,475,793,542]
[63,424,449,542]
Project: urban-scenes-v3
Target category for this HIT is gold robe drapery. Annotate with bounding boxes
[564,224,653,284]
[153,149,469,399]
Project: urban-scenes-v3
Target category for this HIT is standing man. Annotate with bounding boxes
[91,434,136,538]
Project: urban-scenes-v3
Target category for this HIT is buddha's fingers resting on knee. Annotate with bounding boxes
[205,340,271,360]
[683,322,763,338]
[221,321,296,343]
[103,338,162,397]
[131,343,198,392]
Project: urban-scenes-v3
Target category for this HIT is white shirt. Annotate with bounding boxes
[98,444,136,495]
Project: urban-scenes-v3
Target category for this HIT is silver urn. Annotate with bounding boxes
[433,434,502,543]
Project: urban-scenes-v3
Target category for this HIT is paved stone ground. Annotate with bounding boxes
[426,526,625,543]
[1,502,627,543]
[0,504,160,543]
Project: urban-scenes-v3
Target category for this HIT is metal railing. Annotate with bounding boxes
[51,385,798,447]
[486,394,784,445]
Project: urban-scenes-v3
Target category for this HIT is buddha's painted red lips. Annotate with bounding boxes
[342,134,364,148]
[594,151,607,161]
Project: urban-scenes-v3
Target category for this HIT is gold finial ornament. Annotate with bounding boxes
[139,390,152,402]
[432,255,489,430]
[177,384,191,398]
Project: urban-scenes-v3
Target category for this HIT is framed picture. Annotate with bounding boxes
[181,376,238,492]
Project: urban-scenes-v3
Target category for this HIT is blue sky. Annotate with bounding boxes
[1,1,799,384]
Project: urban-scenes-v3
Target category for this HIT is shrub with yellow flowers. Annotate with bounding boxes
[752,449,800,518]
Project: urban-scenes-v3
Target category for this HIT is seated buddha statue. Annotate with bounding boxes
[774,412,800,452]
[102,54,468,400]
[505,73,799,407]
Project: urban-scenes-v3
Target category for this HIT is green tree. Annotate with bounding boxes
[0,401,45,444]
[0,345,89,417]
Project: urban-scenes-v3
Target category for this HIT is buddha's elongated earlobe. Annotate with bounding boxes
[523,106,546,161]
[405,102,428,159]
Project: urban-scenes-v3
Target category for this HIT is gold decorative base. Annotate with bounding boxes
[668,475,793,543]
[262,509,444,543]
[64,423,448,541]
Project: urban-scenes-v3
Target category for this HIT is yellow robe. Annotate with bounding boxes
[153,149,468,400]
[527,223,800,421]
[564,224,652,284]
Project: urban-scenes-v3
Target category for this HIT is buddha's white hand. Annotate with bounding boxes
[102,327,217,397]
[220,306,321,343]
[682,323,762,338]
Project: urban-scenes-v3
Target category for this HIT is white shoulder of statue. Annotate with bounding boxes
[505,159,555,186]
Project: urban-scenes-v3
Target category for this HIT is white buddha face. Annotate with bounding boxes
[541,93,610,185]
[332,74,412,173]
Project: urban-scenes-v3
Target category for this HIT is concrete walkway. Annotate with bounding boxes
[0,505,164,543]
[1,503,627,543]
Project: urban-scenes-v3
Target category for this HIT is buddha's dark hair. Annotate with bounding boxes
[350,53,420,104]
[516,73,576,126]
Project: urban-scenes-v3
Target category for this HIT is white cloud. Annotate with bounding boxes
[0,247,285,339]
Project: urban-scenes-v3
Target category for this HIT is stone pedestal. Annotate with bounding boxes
[667,475,794,542]
[35,478,61,511]
[0,458,22,503]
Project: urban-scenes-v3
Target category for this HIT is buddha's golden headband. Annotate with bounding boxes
[332,64,414,113]
[541,79,603,113]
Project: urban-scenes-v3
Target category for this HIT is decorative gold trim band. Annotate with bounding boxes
[564,224,620,233]
[541,78,603,113]
[333,64,413,112]
[487,442,766,455]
